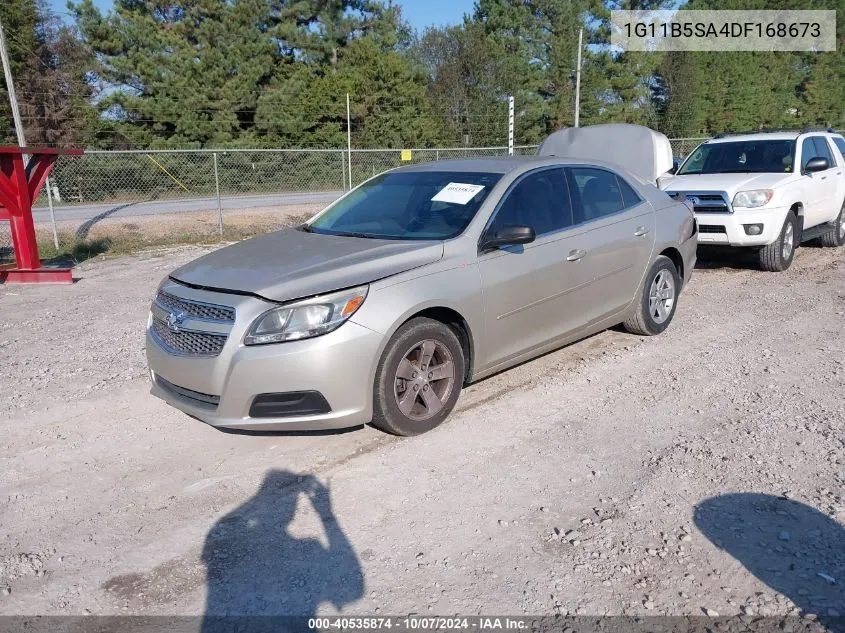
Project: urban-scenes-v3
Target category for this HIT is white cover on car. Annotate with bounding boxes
[537,123,674,184]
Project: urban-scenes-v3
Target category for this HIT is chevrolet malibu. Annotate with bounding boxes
[146,124,697,436]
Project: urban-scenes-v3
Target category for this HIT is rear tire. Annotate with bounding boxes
[819,202,845,247]
[759,211,797,272]
[371,318,465,436]
[624,255,680,336]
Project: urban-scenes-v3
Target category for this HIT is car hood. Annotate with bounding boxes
[661,172,793,195]
[169,229,444,302]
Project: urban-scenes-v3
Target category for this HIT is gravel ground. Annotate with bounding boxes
[0,242,843,621]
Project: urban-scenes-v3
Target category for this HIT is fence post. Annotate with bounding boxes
[213,152,223,236]
[45,176,58,249]
[340,150,346,191]
[508,96,515,156]
[346,93,353,191]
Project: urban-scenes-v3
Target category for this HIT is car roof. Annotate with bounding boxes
[706,130,843,144]
[389,155,660,186]
[392,156,538,174]
[705,133,800,143]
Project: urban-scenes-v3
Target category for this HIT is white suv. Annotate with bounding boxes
[661,129,845,271]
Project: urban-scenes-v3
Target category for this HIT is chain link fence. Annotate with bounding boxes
[0,222,12,264]
[36,145,542,208]
[3,139,706,264]
[37,140,703,209]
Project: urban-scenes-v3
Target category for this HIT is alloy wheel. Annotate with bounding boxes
[782,222,795,260]
[648,269,676,325]
[393,339,456,422]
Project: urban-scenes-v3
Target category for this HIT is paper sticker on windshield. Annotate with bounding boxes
[431,182,485,205]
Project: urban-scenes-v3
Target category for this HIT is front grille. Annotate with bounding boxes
[155,291,234,323]
[156,375,220,409]
[671,192,731,214]
[699,224,727,234]
[151,316,228,357]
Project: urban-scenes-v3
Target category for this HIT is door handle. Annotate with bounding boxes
[634,226,650,237]
[567,249,587,262]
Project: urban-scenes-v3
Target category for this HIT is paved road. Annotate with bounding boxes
[32,191,343,224]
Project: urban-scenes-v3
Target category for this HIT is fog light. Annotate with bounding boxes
[744,223,763,236]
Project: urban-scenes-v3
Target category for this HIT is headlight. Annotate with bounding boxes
[732,190,773,208]
[244,285,368,345]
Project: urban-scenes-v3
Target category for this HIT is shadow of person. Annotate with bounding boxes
[201,469,364,632]
[695,493,845,631]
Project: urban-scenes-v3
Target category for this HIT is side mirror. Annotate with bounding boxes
[804,157,829,173]
[669,158,682,175]
[480,225,536,252]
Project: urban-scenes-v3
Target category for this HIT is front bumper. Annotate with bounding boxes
[694,206,789,246]
[146,283,384,431]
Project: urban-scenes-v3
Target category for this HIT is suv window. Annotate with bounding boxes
[813,137,835,167]
[490,168,572,236]
[833,137,845,160]
[678,140,795,174]
[801,137,823,171]
[567,167,636,223]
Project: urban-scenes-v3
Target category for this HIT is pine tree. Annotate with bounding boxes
[1,0,98,146]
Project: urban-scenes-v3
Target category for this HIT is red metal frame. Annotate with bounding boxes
[0,147,83,284]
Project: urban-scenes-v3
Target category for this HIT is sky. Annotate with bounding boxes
[48,0,476,32]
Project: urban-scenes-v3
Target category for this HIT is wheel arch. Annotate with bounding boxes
[788,201,804,237]
[658,247,684,284]
[364,296,479,392]
[394,306,475,385]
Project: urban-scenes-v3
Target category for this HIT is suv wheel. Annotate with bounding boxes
[372,317,465,436]
[623,255,680,336]
[819,201,845,247]
[758,211,797,272]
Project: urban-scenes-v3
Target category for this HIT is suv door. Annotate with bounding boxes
[564,166,656,324]
[799,136,838,227]
[824,135,845,215]
[477,167,593,370]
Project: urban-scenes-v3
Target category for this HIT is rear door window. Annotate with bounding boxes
[566,167,640,224]
[833,137,845,159]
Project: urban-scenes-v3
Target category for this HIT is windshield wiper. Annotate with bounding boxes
[333,231,379,239]
[299,224,313,232]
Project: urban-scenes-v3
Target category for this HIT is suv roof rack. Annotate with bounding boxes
[714,126,835,139]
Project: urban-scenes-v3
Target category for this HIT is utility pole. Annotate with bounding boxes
[0,17,26,147]
[574,28,583,128]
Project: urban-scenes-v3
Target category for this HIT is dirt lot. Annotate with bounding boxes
[0,242,843,620]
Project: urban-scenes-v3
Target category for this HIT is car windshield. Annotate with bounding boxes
[677,140,796,175]
[305,171,502,240]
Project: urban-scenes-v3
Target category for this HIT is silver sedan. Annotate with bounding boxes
[146,127,697,435]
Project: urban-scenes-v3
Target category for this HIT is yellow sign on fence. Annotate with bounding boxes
[400,149,412,161]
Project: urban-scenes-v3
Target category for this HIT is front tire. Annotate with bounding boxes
[624,255,680,336]
[819,201,845,247]
[372,318,465,436]
[758,211,797,271]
